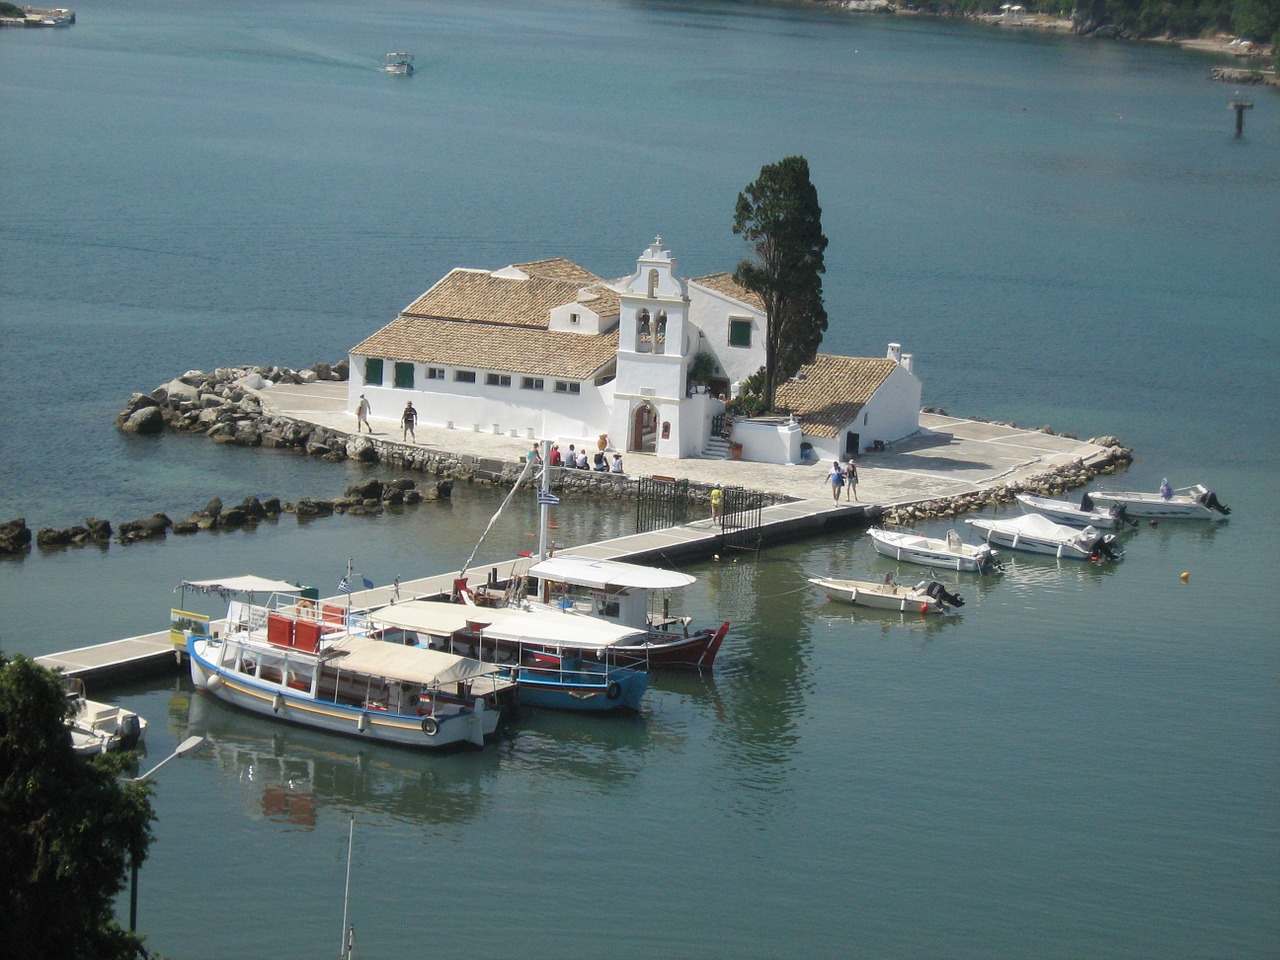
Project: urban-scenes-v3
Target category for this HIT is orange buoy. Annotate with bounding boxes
[919,603,930,615]
[1180,571,1190,583]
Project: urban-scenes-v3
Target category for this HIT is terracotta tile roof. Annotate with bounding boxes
[352,316,619,380]
[512,257,602,284]
[692,272,766,312]
[400,267,619,328]
[774,354,899,438]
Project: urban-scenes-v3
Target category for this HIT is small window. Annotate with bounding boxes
[363,358,384,386]
[393,362,415,389]
[728,319,752,348]
[521,377,544,391]
[554,381,581,395]
[570,313,579,325]
[485,373,512,387]
[454,370,476,384]
[426,367,445,380]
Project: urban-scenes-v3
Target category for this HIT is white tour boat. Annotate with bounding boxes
[187,590,515,750]
[1086,483,1230,520]
[808,574,965,614]
[868,526,1003,573]
[1015,492,1132,530]
[965,513,1122,561]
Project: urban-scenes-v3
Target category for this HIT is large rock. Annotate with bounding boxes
[121,406,165,435]
[0,518,33,555]
[117,513,173,543]
[165,378,200,402]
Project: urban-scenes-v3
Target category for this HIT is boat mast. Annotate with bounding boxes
[537,438,552,563]
[458,452,536,583]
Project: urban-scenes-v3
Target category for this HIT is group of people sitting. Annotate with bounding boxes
[547,442,624,474]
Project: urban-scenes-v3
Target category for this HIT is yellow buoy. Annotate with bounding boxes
[1180,571,1190,583]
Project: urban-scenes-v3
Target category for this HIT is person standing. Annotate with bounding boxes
[356,394,372,433]
[824,461,844,503]
[844,458,858,501]
[710,486,723,525]
[401,401,417,442]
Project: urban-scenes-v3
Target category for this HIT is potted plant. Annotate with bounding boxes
[730,441,744,460]
[688,351,716,393]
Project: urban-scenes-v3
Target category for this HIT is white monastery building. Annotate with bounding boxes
[348,238,923,465]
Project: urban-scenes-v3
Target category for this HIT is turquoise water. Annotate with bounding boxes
[1,1,1277,957]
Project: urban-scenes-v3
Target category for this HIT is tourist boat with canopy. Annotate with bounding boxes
[964,513,1122,561]
[1015,492,1132,530]
[64,678,147,757]
[463,554,729,669]
[186,584,515,750]
[1085,483,1230,520]
[364,600,650,713]
[384,52,414,75]
[808,574,966,614]
[868,526,1003,573]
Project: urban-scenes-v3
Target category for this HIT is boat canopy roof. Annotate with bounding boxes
[528,555,696,591]
[967,513,1088,540]
[326,636,499,685]
[367,599,647,649]
[178,575,302,596]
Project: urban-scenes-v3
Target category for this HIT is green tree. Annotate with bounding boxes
[732,155,829,413]
[0,652,154,960]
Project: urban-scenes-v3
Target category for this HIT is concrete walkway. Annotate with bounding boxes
[258,381,1113,509]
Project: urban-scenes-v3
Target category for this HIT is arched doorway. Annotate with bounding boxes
[630,403,658,453]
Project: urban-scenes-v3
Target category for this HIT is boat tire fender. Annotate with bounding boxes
[606,681,622,702]
[421,716,439,736]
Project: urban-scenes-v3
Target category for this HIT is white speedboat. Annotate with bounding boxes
[187,591,515,750]
[868,526,1002,573]
[1086,483,1230,520]
[1015,492,1132,530]
[965,513,1122,561]
[808,574,965,614]
[64,679,147,757]
[384,52,414,75]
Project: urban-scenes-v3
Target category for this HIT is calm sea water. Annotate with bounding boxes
[1,1,1277,957]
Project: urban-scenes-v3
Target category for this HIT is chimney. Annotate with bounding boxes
[900,353,914,374]
[887,343,902,363]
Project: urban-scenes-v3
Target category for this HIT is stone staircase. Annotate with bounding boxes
[701,436,731,460]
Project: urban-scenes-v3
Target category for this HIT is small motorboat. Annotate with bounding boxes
[1086,483,1230,520]
[64,679,147,757]
[868,526,1003,573]
[384,52,414,76]
[965,513,1122,561]
[1015,492,1133,530]
[808,574,965,614]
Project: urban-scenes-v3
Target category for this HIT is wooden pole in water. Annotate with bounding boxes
[1229,91,1253,137]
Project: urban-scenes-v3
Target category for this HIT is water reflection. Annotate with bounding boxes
[496,708,651,787]
[181,689,495,828]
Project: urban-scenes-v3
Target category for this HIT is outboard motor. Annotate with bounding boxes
[976,544,1004,573]
[923,580,965,609]
[1197,489,1231,516]
[1095,535,1123,561]
[117,713,142,751]
[1109,504,1136,527]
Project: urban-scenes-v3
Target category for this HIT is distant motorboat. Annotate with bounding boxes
[1015,492,1132,530]
[1087,483,1230,520]
[868,526,1003,573]
[808,574,965,614]
[384,52,414,75]
[965,513,1122,561]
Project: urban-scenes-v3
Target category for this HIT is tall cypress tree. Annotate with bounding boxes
[0,652,154,960]
[733,156,829,413]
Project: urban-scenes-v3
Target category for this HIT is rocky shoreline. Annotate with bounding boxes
[0,363,1133,555]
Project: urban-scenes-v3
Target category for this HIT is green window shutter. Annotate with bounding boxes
[728,320,752,348]
[394,362,415,389]
[363,358,384,385]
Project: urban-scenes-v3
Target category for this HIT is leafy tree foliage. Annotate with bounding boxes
[0,652,154,960]
[732,156,829,413]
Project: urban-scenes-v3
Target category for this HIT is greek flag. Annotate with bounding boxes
[338,577,352,594]
[536,491,561,506]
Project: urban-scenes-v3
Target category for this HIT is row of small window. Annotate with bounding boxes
[364,359,580,394]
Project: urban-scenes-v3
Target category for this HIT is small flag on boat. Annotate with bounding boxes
[338,577,351,594]
[362,576,374,590]
[536,491,560,506]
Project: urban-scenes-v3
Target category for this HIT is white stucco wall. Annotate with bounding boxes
[687,282,767,385]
